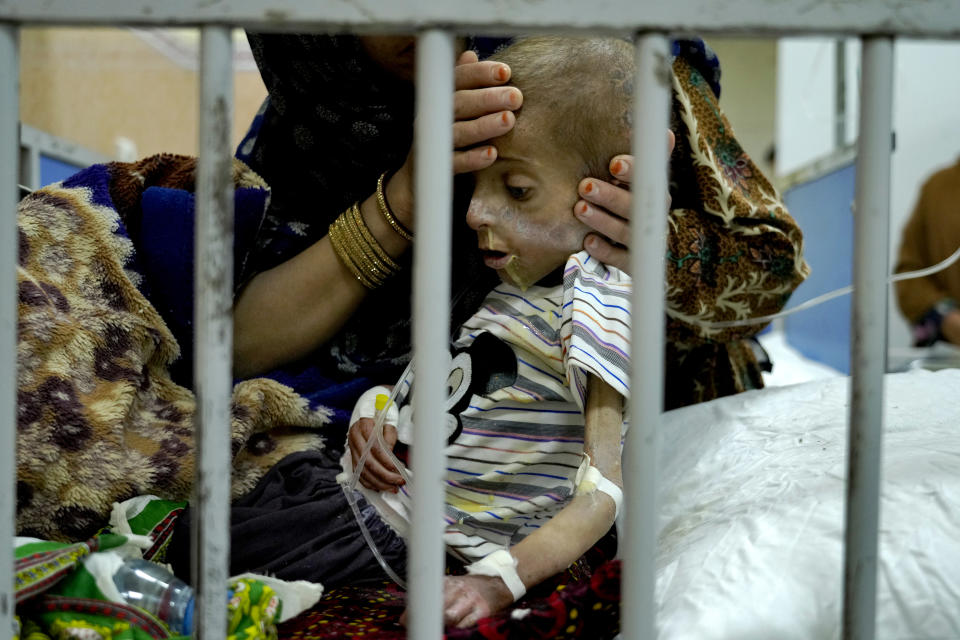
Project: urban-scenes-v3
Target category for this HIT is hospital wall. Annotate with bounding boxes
[776,38,960,364]
[20,27,267,160]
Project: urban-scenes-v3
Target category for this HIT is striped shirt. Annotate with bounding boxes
[348,251,631,563]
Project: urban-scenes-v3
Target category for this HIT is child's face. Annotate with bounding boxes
[466,123,590,290]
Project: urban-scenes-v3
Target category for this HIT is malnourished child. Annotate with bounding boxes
[343,35,638,627]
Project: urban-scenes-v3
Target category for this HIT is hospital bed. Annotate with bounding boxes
[2,2,959,639]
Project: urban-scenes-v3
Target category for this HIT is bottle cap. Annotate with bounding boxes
[181,596,194,635]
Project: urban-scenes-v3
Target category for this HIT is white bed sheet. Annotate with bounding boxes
[655,369,960,639]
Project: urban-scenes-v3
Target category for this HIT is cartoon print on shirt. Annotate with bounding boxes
[396,332,517,447]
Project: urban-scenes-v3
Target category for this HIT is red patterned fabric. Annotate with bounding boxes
[278,559,621,640]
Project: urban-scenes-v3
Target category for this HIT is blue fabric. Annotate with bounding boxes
[55,161,371,426]
[138,185,268,387]
[62,164,115,209]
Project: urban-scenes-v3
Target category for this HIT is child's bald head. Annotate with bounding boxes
[490,36,635,180]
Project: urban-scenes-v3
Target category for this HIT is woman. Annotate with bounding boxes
[229,35,644,414]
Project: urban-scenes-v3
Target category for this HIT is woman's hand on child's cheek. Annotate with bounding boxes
[574,169,633,272]
[576,130,676,273]
[347,418,404,492]
[400,575,513,629]
[453,50,522,174]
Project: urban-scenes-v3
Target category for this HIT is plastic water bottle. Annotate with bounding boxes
[111,558,196,634]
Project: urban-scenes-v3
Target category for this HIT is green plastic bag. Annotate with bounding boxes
[14,530,282,639]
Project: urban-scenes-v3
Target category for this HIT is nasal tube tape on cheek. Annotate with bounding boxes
[574,454,623,519]
[466,549,527,601]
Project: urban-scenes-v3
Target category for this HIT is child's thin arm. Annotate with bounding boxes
[511,373,623,581]
[437,375,624,628]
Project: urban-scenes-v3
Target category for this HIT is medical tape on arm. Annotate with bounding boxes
[349,385,399,428]
[574,454,623,519]
[466,549,527,601]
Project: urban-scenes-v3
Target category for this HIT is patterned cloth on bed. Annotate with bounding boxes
[278,540,620,640]
[15,155,331,543]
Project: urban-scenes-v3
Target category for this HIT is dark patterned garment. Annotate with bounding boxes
[235,34,499,433]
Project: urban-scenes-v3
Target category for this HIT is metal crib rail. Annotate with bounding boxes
[0,2,944,638]
[1,22,18,640]
[192,25,235,640]
[1,0,960,37]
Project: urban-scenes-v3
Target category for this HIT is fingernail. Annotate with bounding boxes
[612,160,626,176]
[504,88,519,107]
[501,111,511,125]
[496,65,509,82]
[485,146,495,158]
[584,181,595,195]
[586,235,599,250]
[576,201,590,216]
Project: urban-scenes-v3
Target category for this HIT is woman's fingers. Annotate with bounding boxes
[451,57,521,175]
[454,86,522,120]
[456,49,479,67]
[576,130,676,274]
[576,178,632,239]
[454,145,497,174]
[454,108,516,149]
[583,234,630,273]
[454,58,511,91]
[608,154,633,184]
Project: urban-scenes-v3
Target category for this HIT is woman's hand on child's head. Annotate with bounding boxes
[400,574,514,629]
[453,50,522,174]
[574,130,676,273]
[386,52,522,229]
[347,418,404,493]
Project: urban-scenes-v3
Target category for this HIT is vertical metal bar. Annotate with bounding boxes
[0,22,19,640]
[843,35,893,640]
[192,25,234,640]
[835,38,847,148]
[409,28,454,640]
[623,32,672,640]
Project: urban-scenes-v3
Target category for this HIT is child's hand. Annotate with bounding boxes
[574,130,676,273]
[347,418,404,492]
[400,574,514,629]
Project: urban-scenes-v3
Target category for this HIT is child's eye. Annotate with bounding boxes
[506,185,530,201]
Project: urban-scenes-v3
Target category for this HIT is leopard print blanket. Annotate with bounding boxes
[16,156,329,541]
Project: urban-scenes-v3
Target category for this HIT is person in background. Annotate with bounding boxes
[894,157,960,346]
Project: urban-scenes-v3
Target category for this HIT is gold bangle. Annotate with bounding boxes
[341,207,390,284]
[329,214,378,289]
[349,202,400,272]
[328,202,403,290]
[377,172,414,242]
[341,212,390,286]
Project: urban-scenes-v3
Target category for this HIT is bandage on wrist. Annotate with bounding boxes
[575,457,624,519]
[350,385,399,428]
[466,549,526,601]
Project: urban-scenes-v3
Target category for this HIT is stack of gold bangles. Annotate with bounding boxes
[328,172,413,289]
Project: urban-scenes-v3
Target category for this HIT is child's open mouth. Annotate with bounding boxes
[481,250,512,270]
